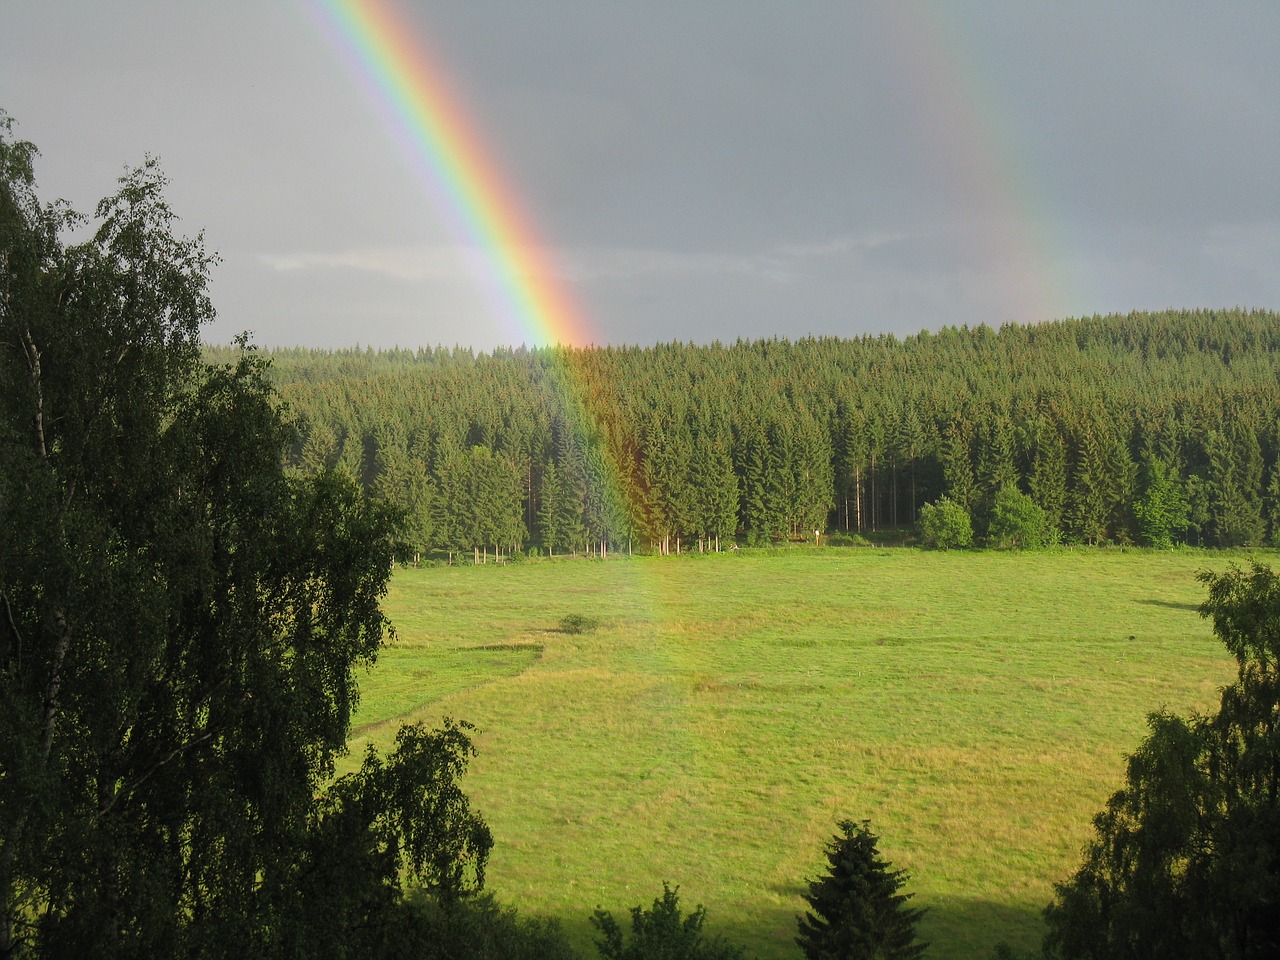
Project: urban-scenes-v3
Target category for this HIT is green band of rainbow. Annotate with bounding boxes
[316,0,591,349]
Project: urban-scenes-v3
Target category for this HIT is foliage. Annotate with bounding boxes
[796,819,927,960]
[591,883,747,960]
[406,890,581,960]
[1043,562,1280,959]
[988,944,1039,960]
[1132,458,1189,548]
[206,306,1280,554]
[918,496,974,549]
[0,114,487,958]
[827,533,871,547]
[987,483,1054,549]
[559,613,601,635]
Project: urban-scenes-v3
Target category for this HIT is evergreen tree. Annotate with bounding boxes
[1067,416,1117,544]
[941,419,977,517]
[298,420,340,475]
[556,432,590,556]
[736,413,774,546]
[976,414,1018,533]
[539,459,565,555]
[583,442,627,555]
[1206,423,1266,547]
[1027,419,1068,533]
[373,429,434,563]
[1266,462,1280,547]
[793,407,835,538]
[796,820,927,960]
[432,439,468,560]
[690,427,739,551]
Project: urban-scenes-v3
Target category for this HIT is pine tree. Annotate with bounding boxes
[796,820,927,960]
[1027,418,1068,533]
[941,419,977,517]
[1267,462,1280,547]
[1206,425,1266,547]
[539,459,564,555]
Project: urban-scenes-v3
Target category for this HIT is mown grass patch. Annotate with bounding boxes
[350,548,1264,958]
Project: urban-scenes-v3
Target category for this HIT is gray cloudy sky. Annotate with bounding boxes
[2,1,1278,349]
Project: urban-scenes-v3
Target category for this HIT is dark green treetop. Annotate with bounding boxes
[592,883,747,960]
[796,819,927,960]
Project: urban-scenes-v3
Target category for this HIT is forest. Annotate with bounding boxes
[210,307,1280,558]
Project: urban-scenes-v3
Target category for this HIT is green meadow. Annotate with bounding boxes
[346,549,1257,959]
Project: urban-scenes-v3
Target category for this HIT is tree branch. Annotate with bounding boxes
[20,329,46,460]
[96,730,215,820]
[0,590,22,673]
[38,611,71,762]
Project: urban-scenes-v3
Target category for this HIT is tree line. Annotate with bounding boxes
[208,308,1280,557]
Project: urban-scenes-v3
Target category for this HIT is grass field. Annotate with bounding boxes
[345,548,1260,958]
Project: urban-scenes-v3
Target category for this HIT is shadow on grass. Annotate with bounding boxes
[1136,598,1200,612]
[919,898,1047,959]
[542,893,1046,960]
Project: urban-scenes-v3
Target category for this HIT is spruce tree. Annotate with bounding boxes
[796,820,927,960]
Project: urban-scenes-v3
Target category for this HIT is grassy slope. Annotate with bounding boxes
[348,548,1256,959]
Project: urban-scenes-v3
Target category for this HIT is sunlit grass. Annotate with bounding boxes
[347,548,1259,958]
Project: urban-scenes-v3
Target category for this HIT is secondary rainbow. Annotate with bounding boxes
[313,0,591,349]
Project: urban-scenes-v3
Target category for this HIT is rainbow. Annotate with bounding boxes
[311,0,592,349]
[882,2,1075,328]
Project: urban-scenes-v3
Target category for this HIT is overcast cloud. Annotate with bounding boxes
[2,1,1277,349]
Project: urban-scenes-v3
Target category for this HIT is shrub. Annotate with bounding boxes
[408,891,582,960]
[917,496,973,549]
[592,883,746,960]
[987,483,1054,549]
[827,533,872,547]
[559,613,601,635]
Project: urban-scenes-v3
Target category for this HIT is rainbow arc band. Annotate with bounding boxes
[316,0,591,349]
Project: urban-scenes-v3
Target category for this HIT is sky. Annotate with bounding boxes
[2,1,1278,351]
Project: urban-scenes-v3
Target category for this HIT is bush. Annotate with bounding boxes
[559,614,601,635]
[409,891,582,960]
[917,496,973,549]
[592,884,747,960]
[987,483,1054,549]
[827,533,872,548]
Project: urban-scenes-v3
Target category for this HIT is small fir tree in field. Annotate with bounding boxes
[917,496,973,549]
[796,820,927,960]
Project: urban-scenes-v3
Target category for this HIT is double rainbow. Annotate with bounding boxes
[312,1,1073,348]
[313,0,591,349]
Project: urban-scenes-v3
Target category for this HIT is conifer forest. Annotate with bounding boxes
[221,308,1280,557]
